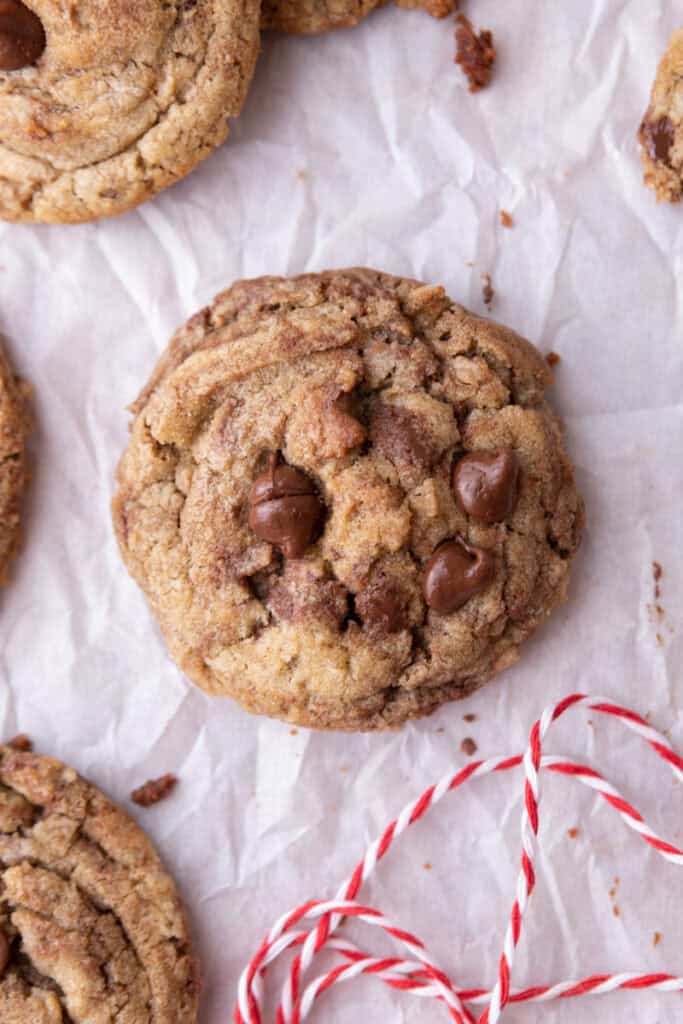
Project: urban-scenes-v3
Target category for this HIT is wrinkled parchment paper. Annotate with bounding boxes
[1,1,683,1020]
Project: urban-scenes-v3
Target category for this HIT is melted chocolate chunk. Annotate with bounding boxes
[641,115,675,165]
[5,733,32,751]
[267,562,348,628]
[0,0,45,70]
[356,583,408,634]
[453,448,519,522]
[0,929,9,977]
[248,454,323,559]
[423,538,494,614]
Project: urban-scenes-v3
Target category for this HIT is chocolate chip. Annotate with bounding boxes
[248,454,322,559]
[453,448,519,522]
[0,0,45,71]
[423,537,494,614]
[640,115,675,166]
[0,929,9,977]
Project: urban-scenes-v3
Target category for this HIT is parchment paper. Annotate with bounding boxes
[1,1,683,1020]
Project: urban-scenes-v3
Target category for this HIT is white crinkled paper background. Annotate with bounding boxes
[1,0,683,1020]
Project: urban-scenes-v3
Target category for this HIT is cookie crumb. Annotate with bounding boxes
[613,905,620,917]
[6,734,32,751]
[481,273,494,307]
[423,861,432,871]
[546,351,561,368]
[290,728,298,735]
[460,736,478,756]
[131,773,177,807]
[653,561,663,600]
[653,931,662,947]
[455,15,496,93]
[567,827,579,839]
[463,713,477,723]
[500,210,514,228]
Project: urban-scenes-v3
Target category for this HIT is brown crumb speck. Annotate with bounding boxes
[567,827,579,839]
[131,774,177,807]
[436,727,445,733]
[613,905,620,917]
[5,734,32,752]
[500,210,514,228]
[455,15,496,93]
[653,931,662,947]
[423,861,432,870]
[463,713,477,723]
[546,351,561,367]
[460,737,478,756]
[481,273,494,307]
[653,561,663,601]
[290,728,298,735]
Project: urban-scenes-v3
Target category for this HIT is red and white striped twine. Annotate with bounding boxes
[234,694,683,1024]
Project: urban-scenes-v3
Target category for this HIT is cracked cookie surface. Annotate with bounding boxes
[113,268,584,731]
[0,0,261,223]
[0,745,199,1023]
[261,0,454,36]
[639,27,683,202]
[0,339,29,586]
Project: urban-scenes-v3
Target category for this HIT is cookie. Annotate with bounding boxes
[113,268,583,731]
[0,744,199,1022]
[261,0,454,36]
[0,0,261,223]
[639,28,683,202]
[0,339,29,586]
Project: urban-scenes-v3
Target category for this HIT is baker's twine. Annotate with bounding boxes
[234,694,683,1023]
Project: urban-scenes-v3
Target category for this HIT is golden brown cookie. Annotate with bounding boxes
[0,744,199,1022]
[113,269,584,731]
[0,339,29,586]
[261,0,454,35]
[0,0,261,223]
[639,27,683,202]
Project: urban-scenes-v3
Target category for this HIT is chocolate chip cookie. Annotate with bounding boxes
[261,0,453,35]
[0,0,260,223]
[113,269,583,731]
[639,28,683,202]
[0,744,199,1022]
[0,340,29,586]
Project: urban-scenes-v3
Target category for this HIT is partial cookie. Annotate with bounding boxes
[0,744,199,1022]
[639,28,683,202]
[0,339,29,585]
[0,0,261,223]
[261,0,454,36]
[113,269,583,731]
